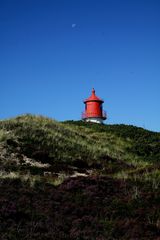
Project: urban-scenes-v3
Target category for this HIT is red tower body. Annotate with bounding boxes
[82,88,107,124]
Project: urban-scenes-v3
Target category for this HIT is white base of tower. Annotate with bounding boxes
[84,117,104,124]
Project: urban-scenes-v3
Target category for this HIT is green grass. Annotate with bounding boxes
[0,114,160,180]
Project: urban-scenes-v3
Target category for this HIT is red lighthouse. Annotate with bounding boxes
[82,88,107,124]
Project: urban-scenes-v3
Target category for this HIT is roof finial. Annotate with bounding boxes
[92,88,95,94]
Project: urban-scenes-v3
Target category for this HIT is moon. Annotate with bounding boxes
[72,24,76,28]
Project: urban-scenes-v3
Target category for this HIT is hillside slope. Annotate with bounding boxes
[0,114,160,239]
[0,114,160,176]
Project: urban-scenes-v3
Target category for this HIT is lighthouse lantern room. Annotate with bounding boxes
[82,88,107,124]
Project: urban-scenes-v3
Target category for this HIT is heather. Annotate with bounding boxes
[1,176,160,240]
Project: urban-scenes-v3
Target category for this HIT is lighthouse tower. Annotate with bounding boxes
[82,88,107,124]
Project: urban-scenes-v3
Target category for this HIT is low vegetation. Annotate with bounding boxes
[0,114,160,239]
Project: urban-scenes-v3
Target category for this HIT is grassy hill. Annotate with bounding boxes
[0,114,160,239]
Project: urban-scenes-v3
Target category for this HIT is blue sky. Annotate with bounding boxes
[0,0,160,131]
